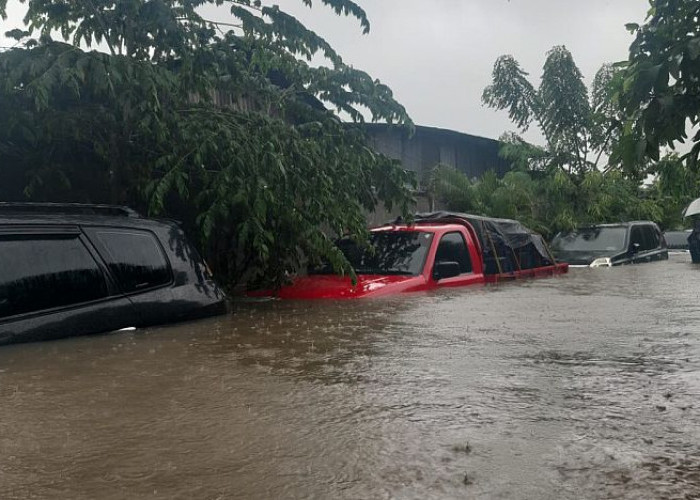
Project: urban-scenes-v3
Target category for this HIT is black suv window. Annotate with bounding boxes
[89,230,171,293]
[0,234,109,319]
[629,226,644,251]
[435,232,472,274]
[641,225,659,250]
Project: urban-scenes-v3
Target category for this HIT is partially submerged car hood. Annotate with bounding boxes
[258,274,424,300]
[553,250,619,266]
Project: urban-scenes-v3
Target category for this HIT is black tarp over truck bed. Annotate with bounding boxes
[396,212,557,275]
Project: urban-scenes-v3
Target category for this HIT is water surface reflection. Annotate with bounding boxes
[1,255,699,499]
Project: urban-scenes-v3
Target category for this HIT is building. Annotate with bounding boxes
[365,123,511,180]
[363,123,511,225]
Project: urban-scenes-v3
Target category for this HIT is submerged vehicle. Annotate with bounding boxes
[551,222,668,267]
[253,212,568,299]
[663,230,691,252]
[0,203,226,345]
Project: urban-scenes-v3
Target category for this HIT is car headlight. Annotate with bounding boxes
[589,257,612,268]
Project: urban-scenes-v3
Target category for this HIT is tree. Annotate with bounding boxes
[482,46,622,176]
[617,0,700,172]
[428,166,663,238]
[646,153,700,229]
[0,0,416,288]
[468,33,690,233]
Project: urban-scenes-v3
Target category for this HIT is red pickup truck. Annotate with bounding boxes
[255,212,568,300]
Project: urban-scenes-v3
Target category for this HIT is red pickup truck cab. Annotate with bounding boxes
[255,214,568,300]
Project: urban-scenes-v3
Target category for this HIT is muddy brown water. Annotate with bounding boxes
[1,254,700,499]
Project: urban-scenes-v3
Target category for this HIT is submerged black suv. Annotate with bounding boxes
[0,203,226,345]
[550,221,668,267]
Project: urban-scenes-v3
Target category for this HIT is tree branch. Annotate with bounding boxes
[85,0,116,56]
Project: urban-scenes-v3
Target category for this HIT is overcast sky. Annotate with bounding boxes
[282,0,650,144]
[1,0,650,145]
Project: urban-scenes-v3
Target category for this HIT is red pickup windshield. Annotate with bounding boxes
[314,231,434,276]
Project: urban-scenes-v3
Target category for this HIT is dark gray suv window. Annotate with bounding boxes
[641,225,660,250]
[629,226,645,251]
[0,235,109,319]
[89,229,171,292]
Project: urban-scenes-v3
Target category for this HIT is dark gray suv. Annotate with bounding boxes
[551,221,668,267]
[0,203,226,345]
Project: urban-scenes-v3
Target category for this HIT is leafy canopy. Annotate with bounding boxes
[483,46,623,176]
[469,17,696,234]
[427,164,674,237]
[617,0,700,170]
[0,0,416,288]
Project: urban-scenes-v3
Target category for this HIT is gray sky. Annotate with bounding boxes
[284,0,650,144]
[1,0,650,145]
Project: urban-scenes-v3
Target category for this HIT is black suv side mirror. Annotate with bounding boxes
[630,242,641,254]
[433,261,461,280]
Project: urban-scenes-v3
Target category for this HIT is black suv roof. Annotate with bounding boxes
[0,202,173,230]
[574,221,660,231]
[580,221,657,227]
[0,202,140,217]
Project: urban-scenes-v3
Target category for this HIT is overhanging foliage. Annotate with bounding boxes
[0,0,416,288]
[617,0,700,172]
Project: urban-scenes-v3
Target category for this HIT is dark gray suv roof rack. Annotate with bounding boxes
[0,202,141,218]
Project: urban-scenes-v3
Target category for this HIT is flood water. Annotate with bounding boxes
[1,254,700,499]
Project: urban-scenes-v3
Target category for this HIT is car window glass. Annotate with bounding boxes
[312,232,434,276]
[630,227,644,250]
[551,227,627,252]
[0,235,109,319]
[639,226,650,250]
[92,230,171,292]
[435,232,472,274]
[643,226,659,250]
